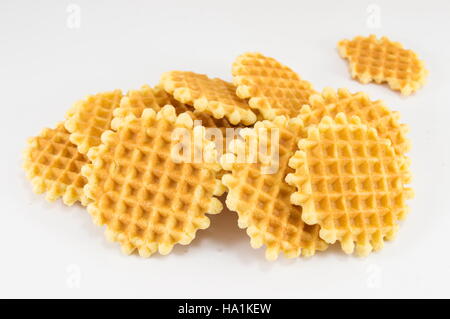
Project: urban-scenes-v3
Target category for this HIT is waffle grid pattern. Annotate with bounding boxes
[113,85,167,120]
[286,114,413,256]
[220,116,327,260]
[338,35,427,95]
[23,123,88,206]
[232,52,316,119]
[65,90,123,154]
[112,84,234,158]
[160,71,256,125]
[301,87,410,157]
[82,106,224,257]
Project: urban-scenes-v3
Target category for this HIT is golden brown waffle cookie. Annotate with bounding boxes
[160,71,257,125]
[23,123,89,206]
[190,110,233,132]
[219,116,328,261]
[299,87,410,157]
[82,105,225,257]
[232,52,316,120]
[111,84,234,155]
[286,114,414,256]
[157,85,235,133]
[113,84,194,119]
[115,84,233,131]
[65,90,123,154]
[338,35,427,95]
[112,85,168,120]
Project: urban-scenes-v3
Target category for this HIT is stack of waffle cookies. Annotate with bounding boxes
[24,36,418,260]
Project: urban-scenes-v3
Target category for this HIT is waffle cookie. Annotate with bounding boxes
[113,84,200,118]
[160,71,257,125]
[219,116,328,260]
[299,87,410,158]
[338,35,427,95]
[122,85,234,134]
[65,90,123,154]
[232,52,316,120]
[23,123,89,206]
[286,114,413,256]
[112,85,171,120]
[82,105,225,257]
[113,84,235,159]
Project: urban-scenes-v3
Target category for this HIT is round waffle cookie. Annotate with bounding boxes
[299,87,410,158]
[112,84,202,119]
[111,84,235,158]
[219,116,328,261]
[286,114,414,256]
[117,84,237,164]
[65,90,123,154]
[232,52,317,120]
[82,105,225,257]
[338,35,428,95]
[113,85,234,136]
[23,123,89,206]
[160,71,257,125]
[112,85,173,120]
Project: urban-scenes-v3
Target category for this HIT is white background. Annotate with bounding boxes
[1,0,449,298]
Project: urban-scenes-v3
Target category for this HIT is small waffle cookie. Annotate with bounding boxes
[300,87,410,157]
[113,85,233,134]
[160,71,257,125]
[112,85,170,120]
[82,105,225,257]
[338,35,427,95]
[112,84,234,157]
[232,52,316,119]
[23,123,89,206]
[286,114,414,256]
[65,90,123,154]
[220,116,328,260]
